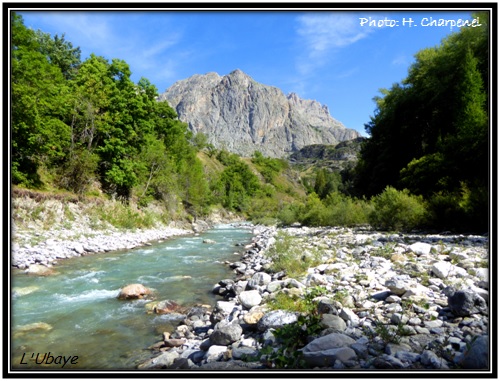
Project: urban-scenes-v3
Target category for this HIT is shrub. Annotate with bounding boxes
[369,186,427,231]
[56,149,99,194]
[323,192,371,227]
[277,201,304,226]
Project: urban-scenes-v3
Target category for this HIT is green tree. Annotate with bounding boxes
[35,30,81,79]
[11,13,72,186]
[353,17,488,232]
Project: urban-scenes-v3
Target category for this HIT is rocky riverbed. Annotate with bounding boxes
[136,225,491,372]
[11,224,194,271]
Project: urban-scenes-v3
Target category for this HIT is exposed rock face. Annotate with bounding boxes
[159,69,360,158]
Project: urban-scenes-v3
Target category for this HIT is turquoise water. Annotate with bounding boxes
[11,224,253,370]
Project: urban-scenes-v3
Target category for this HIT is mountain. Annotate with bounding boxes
[158,69,360,158]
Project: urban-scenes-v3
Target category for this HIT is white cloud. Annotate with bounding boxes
[142,37,180,58]
[391,54,410,66]
[29,12,117,52]
[297,13,371,54]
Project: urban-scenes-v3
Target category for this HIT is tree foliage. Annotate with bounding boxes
[10,13,211,219]
[353,13,489,232]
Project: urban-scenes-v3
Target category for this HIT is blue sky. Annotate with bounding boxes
[17,7,482,137]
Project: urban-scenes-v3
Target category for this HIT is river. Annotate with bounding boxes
[10,223,254,370]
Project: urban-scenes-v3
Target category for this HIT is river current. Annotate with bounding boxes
[11,224,254,370]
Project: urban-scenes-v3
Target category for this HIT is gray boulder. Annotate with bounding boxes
[462,335,489,369]
[320,314,346,332]
[137,351,179,369]
[448,290,488,317]
[210,322,242,346]
[300,333,357,367]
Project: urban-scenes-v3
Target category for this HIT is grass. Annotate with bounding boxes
[266,232,322,279]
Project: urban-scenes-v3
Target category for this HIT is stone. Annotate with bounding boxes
[448,290,488,317]
[390,313,409,325]
[118,283,151,299]
[317,298,339,315]
[203,345,228,363]
[163,338,186,347]
[249,272,272,287]
[409,242,432,256]
[266,281,283,293]
[373,354,406,369]
[72,242,85,254]
[243,309,265,325]
[339,307,360,326]
[257,310,298,332]
[238,290,262,309]
[231,346,259,360]
[24,264,56,276]
[302,347,357,368]
[214,301,237,315]
[423,319,444,329]
[198,360,264,370]
[385,277,413,296]
[431,261,468,279]
[14,322,53,334]
[210,322,242,346]
[420,350,449,369]
[385,343,412,356]
[461,335,489,369]
[146,300,182,314]
[320,314,347,331]
[137,351,179,369]
[395,351,421,364]
[301,333,356,353]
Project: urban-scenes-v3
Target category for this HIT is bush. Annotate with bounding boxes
[323,192,371,227]
[369,186,427,231]
[277,201,304,226]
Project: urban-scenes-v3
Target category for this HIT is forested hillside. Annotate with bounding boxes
[10,12,490,233]
[10,12,305,223]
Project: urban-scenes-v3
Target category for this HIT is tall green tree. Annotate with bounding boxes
[11,12,72,186]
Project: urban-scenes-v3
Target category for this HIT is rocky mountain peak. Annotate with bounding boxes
[159,70,360,158]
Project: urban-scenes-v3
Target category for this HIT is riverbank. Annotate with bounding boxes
[11,194,243,270]
[138,225,490,372]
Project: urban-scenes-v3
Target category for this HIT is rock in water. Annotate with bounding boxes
[159,70,360,158]
[25,264,57,276]
[118,284,152,300]
[145,300,183,314]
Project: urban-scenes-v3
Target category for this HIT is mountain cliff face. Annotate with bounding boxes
[159,69,360,158]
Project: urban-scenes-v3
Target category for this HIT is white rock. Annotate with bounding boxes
[339,307,360,326]
[409,242,432,256]
[215,301,237,315]
[238,290,262,309]
[204,345,228,362]
[431,261,468,279]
